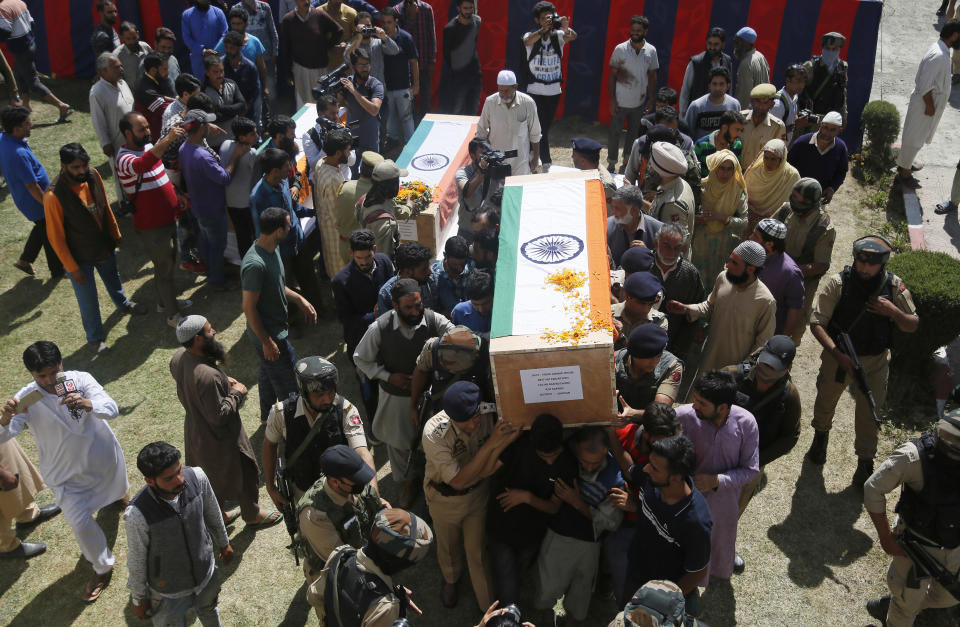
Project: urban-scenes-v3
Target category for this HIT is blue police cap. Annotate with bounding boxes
[571,137,603,157]
[442,381,482,422]
[623,272,662,302]
[626,324,669,359]
[320,444,375,485]
[621,246,655,274]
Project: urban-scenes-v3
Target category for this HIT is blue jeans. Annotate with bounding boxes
[252,336,298,422]
[385,88,415,142]
[488,534,540,606]
[148,568,221,626]
[68,254,131,343]
[603,524,636,607]
[195,213,228,288]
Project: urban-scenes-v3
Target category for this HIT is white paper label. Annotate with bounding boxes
[519,366,584,404]
[397,219,418,241]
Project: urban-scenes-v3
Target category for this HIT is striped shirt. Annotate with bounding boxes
[115,145,179,230]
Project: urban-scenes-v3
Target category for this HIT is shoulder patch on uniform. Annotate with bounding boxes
[904,442,921,463]
[349,414,363,426]
[430,420,449,439]
[899,282,906,292]
[671,370,681,383]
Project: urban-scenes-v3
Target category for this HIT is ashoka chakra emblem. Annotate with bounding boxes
[410,153,450,171]
[521,234,585,264]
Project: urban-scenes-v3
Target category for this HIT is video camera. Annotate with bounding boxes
[481,149,518,181]
[312,63,351,101]
[799,109,821,125]
[310,116,362,151]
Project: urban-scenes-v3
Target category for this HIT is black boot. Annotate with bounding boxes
[806,430,829,465]
[866,595,890,624]
[852,458,874,489]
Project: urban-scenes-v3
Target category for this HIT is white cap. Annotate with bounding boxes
[822,111,843,126]
[497,70,517,86]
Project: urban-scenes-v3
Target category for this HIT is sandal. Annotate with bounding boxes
[222,506,241,525]
[57,108,74,124]
[81,569,112,602]
[13,261,35,276]
[245,509,283,530]
[935,201,958,215]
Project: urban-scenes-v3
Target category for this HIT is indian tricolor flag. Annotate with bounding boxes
[396,113,478,229]
[492,170,612,339]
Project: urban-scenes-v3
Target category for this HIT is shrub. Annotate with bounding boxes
[856,100,901,178]
[886,250,960,362]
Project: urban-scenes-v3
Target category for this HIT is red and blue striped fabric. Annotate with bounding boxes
[27,0,881,150]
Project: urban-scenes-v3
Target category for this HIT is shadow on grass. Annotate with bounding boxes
[7,503,122,626]
[0,277,59,335]
[767,460,873,589]
[279,581,311,626]
[699,576,736,626]
[218,525,256,582]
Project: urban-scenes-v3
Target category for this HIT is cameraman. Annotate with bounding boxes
[343,11,399,86]
[341,48,384,175]
[116,112,190,327]
[522,1,576,173]
[455,138,491,243]
[302,94,352,173]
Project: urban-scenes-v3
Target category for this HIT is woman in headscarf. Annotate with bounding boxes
[691,149,748,291]
[743,138,800,235]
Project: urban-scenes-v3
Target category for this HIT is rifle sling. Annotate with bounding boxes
[286,396,345,470]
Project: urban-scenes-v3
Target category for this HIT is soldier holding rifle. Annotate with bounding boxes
[863,400,960,626]
[805,235,918,488]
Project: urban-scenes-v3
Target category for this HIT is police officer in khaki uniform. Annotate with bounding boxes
[297,445,386,584]
[799,32,848,133]
[409,326,492,428]
[309,508,434,625]
[613,272,668,350]
[806,235,919,486]
[421,381,519,610]
[355,160,406,259]
[615,325,683,422]
[772,178,837,345]
[864,407,960,626]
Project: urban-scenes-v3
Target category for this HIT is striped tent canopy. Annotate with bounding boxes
[25,0,881,150]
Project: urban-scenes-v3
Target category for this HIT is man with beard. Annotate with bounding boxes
[607,15,659,175]
[615,325,682,424]
[219,30,261,128]
[607,184,663,268]
[476,69,542,176]
[666,240,775,375]
[732,27,769,108]
[182,0,228,79]
[773,179,836,345]
[355,279,454,506]
[297,445,385,586]
[612,434,711,612]
[313,129,353,279]
[864,400,960,626]
[116,112,190,328]
[693,109,745,175]
[155,28,181,83]
[114,22,153,92]
[679,27,733,116]
[133,53,175,140]
[470,229,499,278]
[203,54,247,150]
[799,33,848,133]
[676,370,758,587]
[440,0,482,115]
[91,1,120,58]
[428,236,472,318]
[685,67,740,145]
[124,441,233,624]
[647,142,697,239]
[454,138,492,243]
[43,143,147,352]
[738,83,786,167]
[806,236,919,488]
[3,341,129,600]
[650,224,704,360]
[377,241,435,315]
[170,315,280,531]
[750,218,805,337]
[342,49,384,170]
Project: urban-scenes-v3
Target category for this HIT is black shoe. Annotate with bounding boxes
[866,595,890,624]
[806,430,829,465]
[937,8,947,16]
[122,301,148,315]
[733,553,745,574]
[16,504,61,530]
[853,458,874,489]
[0,541,46,559]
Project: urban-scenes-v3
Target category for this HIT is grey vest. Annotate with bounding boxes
[131,467,214,596]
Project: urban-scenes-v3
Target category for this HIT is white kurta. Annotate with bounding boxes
[900,40,952,151]
[1,371,128,572]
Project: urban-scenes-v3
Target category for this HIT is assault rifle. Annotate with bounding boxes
[275,456,300,565]
[834,331,882,428]
[898,531,960,601]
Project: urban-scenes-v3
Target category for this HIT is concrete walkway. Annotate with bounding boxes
[870,0,960,257]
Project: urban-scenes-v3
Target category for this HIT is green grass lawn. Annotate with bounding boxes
[0,77,957,627]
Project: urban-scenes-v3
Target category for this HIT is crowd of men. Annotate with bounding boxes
[0,1,959,626]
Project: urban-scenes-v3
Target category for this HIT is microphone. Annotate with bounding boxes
[55,372,83,421]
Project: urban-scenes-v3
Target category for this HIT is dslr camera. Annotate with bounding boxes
[359,26,376,37]
[548,13,563,29]
[312,64,351,101]
[481,149,518,180]
[799,109,820,125]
